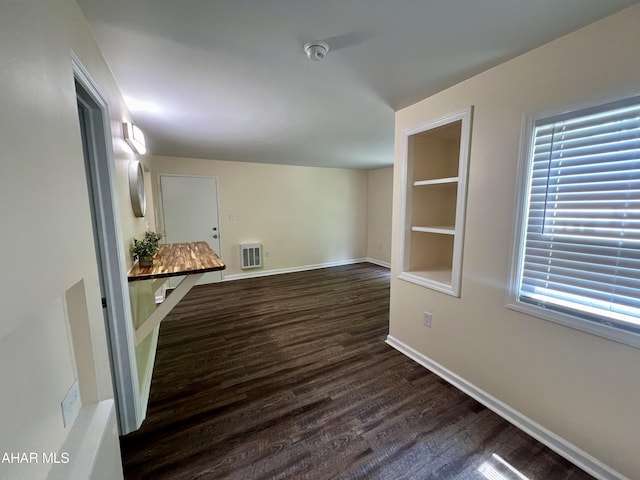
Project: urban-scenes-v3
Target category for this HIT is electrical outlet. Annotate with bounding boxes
[423,311,432,327]
[61,380,81,428]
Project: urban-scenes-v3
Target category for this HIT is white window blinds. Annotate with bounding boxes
[519,96,640,334]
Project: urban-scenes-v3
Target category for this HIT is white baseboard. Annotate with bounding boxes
[223,258,371,281]
[385,335,626,480]
[364,257,391,268]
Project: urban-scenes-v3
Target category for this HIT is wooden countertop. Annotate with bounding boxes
[128,241,226,282]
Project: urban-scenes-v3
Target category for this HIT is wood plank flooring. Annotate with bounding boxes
[120,263,593,480]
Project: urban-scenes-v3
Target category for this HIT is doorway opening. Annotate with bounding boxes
[73,56,142,434]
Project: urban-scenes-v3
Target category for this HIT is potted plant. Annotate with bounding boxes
[143,230,163,245]
[131,230,163,267]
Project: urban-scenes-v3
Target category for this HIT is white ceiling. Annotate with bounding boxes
[77,0,637,169]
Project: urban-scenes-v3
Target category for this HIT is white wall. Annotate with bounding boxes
[366,167,393,265]
[0,1,148,478]
[390,5,640,478]
[151,155,369,277]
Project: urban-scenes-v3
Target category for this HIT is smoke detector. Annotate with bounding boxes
[304,41,329,61]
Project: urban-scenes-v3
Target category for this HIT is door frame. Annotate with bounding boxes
[73,54,142,434]
[157,173,224,283]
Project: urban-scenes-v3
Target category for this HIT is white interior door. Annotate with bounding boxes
[160,175,222,285]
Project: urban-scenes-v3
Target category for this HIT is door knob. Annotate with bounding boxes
[212,234,218,239]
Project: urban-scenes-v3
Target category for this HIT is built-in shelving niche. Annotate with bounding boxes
[399,107,473,297]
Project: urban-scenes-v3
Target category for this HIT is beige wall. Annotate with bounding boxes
[151,156,369,277]
[390,5,640,478]
[366,167,393,265]
[0,1,148,478]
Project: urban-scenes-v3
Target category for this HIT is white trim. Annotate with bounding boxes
[385,335,627,480]
[364,257,391,269]
[506,111,536,308]
[223,258,372,281]
[46,400,120,480]
[506,91,640,350]
[507,299,640,349]
[397,121,411,277]
[398,271,453,295]
[72,53,142,435]
[397,106,473,298]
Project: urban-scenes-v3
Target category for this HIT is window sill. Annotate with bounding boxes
[506,299,640,349]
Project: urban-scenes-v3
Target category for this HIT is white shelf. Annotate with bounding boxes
[399,106,473,298]
[398,269,455,296]
[413,176,459,186]
[412,226,455,235]
[411,268,452,285]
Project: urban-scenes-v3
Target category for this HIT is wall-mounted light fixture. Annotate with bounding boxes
[123,122,146,155]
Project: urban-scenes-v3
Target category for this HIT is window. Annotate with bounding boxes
[510,95,640,347]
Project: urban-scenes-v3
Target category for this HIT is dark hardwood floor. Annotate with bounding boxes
[120,263,593,480]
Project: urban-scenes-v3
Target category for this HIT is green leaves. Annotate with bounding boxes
[131,230,163,259]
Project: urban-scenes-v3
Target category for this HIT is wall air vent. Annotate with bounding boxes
[240,243,262,269]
